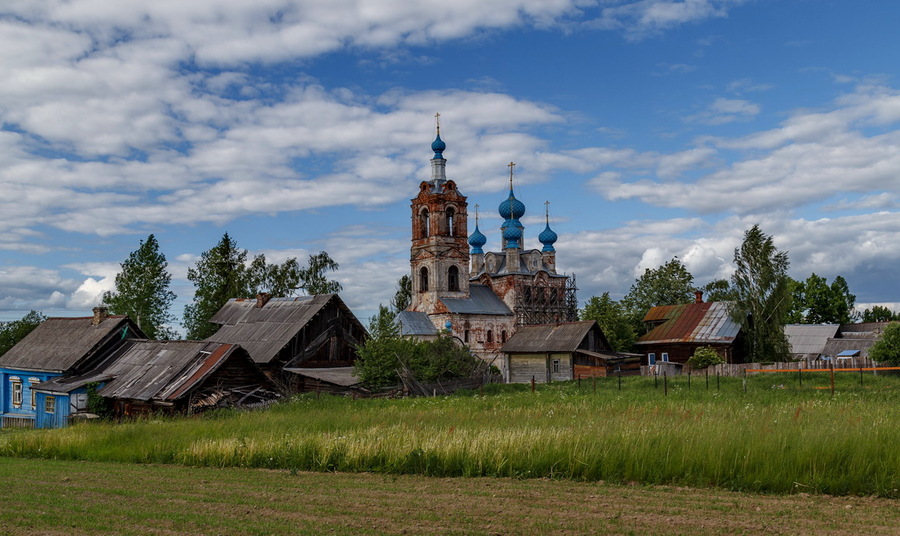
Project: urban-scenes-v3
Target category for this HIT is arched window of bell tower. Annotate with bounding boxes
[418,208,430,238]
[419,267,429,292]
[448,265,459,291]
[446,207,455,237]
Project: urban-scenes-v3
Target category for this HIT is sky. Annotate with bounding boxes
[1,0,899,329]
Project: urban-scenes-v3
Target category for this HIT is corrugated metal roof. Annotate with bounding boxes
[636,302,740,345]
[208,294,364,364]
[396,311,438,336]
[784,324,840,355]
[502,321,601,353]
[440,284,512,315]
[97,340,245,402]
[0,316,138,372]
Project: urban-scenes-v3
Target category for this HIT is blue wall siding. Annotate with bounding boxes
[34,391,72,429]
[1,369,61,427]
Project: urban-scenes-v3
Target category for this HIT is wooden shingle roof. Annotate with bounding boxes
[0,315,137,373]
[502,321,604,353]
[207,294,365,364]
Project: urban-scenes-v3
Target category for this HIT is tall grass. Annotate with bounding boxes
[2,374,898,497]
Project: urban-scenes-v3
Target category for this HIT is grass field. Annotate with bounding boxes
[2,373,898,499]
[0,458,897,536]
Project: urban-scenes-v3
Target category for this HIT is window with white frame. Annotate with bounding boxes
[45,396,56,414]
[647,353,656,365]
[11,377,23,408]
[29,378,40,409]
[661,352,670,363]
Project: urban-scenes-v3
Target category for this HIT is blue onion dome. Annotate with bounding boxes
[539,223,558,252]
[502,220,523,247]
[498,189,526,220]
[468,225,487,254]
[431,132,446,159]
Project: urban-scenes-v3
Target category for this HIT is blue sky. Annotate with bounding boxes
[1,0,899,327]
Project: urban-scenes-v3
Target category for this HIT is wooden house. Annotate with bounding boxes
[207,294,368,392]
[0,307,144,428]
[635,297,743,365]
[502,321,639,383]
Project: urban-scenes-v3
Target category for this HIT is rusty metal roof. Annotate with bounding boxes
[208,294,365,364]
[0,316,140,373]
[502,321,603,353]
[636,302,740,345]
[97,340,252,402]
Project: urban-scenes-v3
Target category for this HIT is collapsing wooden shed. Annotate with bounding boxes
[207,294,368,392]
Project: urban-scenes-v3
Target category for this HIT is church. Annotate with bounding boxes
[401,119,578,376]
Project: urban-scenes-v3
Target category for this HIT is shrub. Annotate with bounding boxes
[687,346,725,369]
[869,322,900,366]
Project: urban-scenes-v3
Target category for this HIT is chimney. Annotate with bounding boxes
[695,290,704,304]
[256,292,272,308]
[92,306,109,325]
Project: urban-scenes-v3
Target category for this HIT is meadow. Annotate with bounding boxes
[2,372,898,498]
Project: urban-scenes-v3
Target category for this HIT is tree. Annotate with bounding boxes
[787,273,857,324]
[300,251,342,295]
[730,225,792,362]
[622,257,695,331]
[579,293,636,352]
[861,305,899,323]
[102,234,177,339]
[701,279,737,302]
[183,233,251,340]
[248,255,302,297]
[354,305,479,389]
[0,310,46,357]
[390,275,412,313]
[183,234,343,340]
[868,322,900,366]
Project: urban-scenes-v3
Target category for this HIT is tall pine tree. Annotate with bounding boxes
[102,234,176,339]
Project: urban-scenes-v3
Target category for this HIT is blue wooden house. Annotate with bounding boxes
[0,307,143,429]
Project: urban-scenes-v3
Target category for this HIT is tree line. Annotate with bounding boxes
[0,233,342,346]
[580,225,899,363]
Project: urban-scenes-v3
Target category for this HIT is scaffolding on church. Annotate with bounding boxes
[513,274,578,326]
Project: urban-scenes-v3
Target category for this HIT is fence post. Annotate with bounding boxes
[687,370,691,389]
[531,375,535,393]
[655,371,658,389]
[716,370,720,390]
[618,371,622,391]
[578,375,581,389]
[859,366,863,387]
[664,371,668,396]
[798,366,802,387]
[742,369,747,393]
[593,376,596,393]
[830,362,835,396]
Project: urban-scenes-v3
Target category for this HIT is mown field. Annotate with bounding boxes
[2,372,898,499]
[1,457,898,536]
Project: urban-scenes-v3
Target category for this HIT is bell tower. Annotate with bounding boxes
[410,115,470,313]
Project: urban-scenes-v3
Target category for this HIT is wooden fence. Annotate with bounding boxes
[642,357,881,378]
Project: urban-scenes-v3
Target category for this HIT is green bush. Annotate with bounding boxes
[869,322,900,366]
[686,346,725,369]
